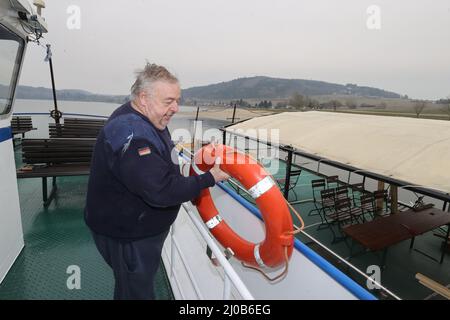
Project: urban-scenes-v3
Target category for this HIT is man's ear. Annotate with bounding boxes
[137,91,147,108]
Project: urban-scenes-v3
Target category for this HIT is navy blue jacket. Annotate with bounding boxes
[85,102,215,239]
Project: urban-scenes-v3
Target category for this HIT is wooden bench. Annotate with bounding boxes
[416,273,450,300]
[63,117,107,125]
[11,116,36,138]
[17,138,95,206]
[49,117,106,138]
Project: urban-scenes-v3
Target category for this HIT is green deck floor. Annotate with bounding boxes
[0,145,173,300]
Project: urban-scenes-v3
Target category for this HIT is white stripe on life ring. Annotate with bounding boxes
[205,215,223,229]
[191,160,206,175]
[254,244,267,268]
[248,176,275,199]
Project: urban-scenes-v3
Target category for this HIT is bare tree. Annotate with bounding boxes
[413,100,426,118]
[446,105,450,120]
[378,102,387,109]
[308,98,320,110]
[289,92,305,110]
[345,99,357,109]
[443,98,450,120]
[330,99,342,111]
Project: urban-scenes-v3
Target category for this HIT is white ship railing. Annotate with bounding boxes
[168,202,254,300]
[168,147,253,299]
[178,145,399,300]
[225,176,400,300]
[175,148,258,299]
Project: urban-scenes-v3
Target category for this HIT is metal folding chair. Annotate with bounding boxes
[308,179,326,216]
[276,169,302,201]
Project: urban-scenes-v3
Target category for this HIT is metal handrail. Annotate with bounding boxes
[221,129,450,202]
[169,149,254,300]
[169,221,204,299]
[177,202,254,300]
[298,229,401,300]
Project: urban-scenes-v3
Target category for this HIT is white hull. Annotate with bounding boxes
[0,119,24,283]
[0,0,40,284]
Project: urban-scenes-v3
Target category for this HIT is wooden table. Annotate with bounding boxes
[343,207,450,265]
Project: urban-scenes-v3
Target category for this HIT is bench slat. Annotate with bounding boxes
[20,138,96,168]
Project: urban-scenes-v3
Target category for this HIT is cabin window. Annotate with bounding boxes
[0,24,25,115]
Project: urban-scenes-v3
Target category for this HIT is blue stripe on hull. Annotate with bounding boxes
[0,127,12,143]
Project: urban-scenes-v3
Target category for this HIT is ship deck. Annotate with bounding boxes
[1,143,449,300]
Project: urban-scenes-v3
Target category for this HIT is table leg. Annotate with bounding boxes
[348,239,354,262]
[42,177,47,202]
[42,177,57,207]
[440,224,450,264]
[410,237,415,250]
[381,248,388,269]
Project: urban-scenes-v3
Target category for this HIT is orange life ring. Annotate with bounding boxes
[190,144,294,268]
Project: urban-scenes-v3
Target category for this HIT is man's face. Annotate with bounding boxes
[139,81,181,130]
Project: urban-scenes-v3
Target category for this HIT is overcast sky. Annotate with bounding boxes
[18,0,450,100]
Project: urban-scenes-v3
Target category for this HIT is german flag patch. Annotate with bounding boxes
[138,146,151,156]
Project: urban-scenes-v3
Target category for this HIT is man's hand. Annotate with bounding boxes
[209,157,230,183]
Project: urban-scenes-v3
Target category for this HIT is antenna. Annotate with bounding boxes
[33,0,45,15]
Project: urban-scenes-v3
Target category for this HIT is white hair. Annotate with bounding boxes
[130,63,179,101]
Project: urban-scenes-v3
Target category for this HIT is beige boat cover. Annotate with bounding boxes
[226,111,450,195]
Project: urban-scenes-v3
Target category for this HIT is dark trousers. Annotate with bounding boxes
[92,230,169,300]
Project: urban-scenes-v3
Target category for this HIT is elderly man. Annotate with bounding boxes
[85,63,229,300]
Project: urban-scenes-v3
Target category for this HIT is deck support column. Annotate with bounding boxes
[283,147,293,200]
[390,185,398,214]
[376,181,385,215]
[222,130,226,145]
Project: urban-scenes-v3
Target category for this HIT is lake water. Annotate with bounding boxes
[13,99,228,140]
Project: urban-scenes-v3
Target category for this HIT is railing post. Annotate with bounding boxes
[284,147,293,200]
[231,103,237,123]
[191,107,200,160]
[256,139,259,161]
[245,136,249,154]
[170,223,176,278]
[317,159,323,174]
[222,130,226,145]
[233,135,238,150]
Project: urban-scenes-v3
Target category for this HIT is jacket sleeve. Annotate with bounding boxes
[105,137,215,208]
